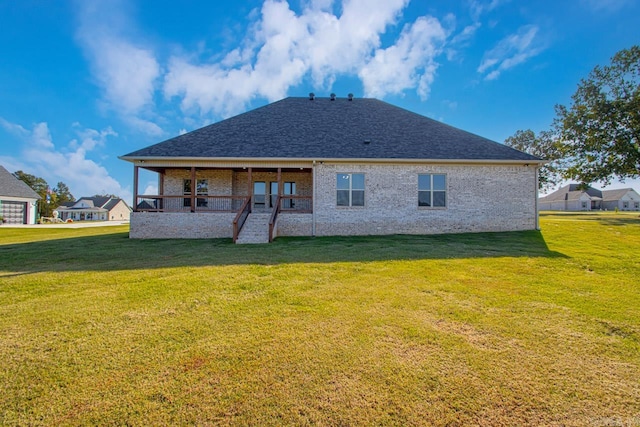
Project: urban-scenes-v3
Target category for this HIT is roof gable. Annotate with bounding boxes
[602,188,640,201]
[122,97,541,162]
[540,184,602,202]
[0,166,41,200]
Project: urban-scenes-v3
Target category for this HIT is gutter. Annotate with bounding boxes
[119,156,546,166]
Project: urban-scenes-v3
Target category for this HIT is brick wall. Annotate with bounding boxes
[314,163,537,235]
[130,212,235,238]
[275,213,313,237]
[132,163,537,239]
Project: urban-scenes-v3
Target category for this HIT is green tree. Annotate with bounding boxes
[13,171,74,218]
[54,182,75,205]
[13,171,48,195]
[13,171,52,217]
[555,45,640,185]
[504,129,563,191]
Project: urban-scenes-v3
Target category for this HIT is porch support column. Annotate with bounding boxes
[133,165,139,212]
[190,167,196,213]
[535,165,540,231]
[277,168,282,196]
[158,170,164,211]
[247,167,253,197]
[312,161,316,236]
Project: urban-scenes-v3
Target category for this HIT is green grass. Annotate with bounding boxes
[1,212,639,426]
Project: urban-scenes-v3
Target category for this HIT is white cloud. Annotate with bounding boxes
[0,118,131,201]
[442,99,458,110]
[359,16,446,99]
[0,118,30,139]
[164,0,445,118]
[75,0,162,135]
[477,25,544,80]
[469,0,507,21]
[143,182,158,195]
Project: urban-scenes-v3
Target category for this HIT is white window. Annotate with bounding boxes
[337,173,364,206]
[623,201,629,209]
[418,174,446,207]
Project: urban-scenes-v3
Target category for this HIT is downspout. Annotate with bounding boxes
[535,165,540,230]
[312,160,316,236]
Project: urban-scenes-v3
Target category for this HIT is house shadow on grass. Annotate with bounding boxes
[0,229,567,274]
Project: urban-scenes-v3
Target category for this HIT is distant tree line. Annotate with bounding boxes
[13,171,75,218]
[505,45,639,191]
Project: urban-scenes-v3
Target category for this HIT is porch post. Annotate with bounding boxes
[312,161,316,236]
[190,167,196,212]
[535,166,540,231]
[158,170,164,211]
[133,165,139,212]
[247,167,253,197]
[277,168,282,196]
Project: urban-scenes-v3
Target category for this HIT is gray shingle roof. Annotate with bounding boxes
[540,184,602,202]
[66,196,128,211]
[0,165,41,199]
[601,188,637,201]
[103,198,131,211]
[121,97,541,162]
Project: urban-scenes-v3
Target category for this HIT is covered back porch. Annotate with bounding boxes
[132,165,313,242]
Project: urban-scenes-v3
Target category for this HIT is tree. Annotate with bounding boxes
[13,171,48,195]
[555,45,640,185]
[54,182,75,205]
[13,171,74,218]
[504,129,563,191]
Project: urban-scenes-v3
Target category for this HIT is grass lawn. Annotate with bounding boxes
[1,212,639,426]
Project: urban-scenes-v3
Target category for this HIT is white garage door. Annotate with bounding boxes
[1,201,27,224]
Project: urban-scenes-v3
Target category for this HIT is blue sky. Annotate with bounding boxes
[1,0,639,201]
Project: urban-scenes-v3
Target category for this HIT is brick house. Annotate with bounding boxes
[120,95,543,243]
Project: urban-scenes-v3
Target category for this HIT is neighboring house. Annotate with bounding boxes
[0,165,40,224]
[601,188,640,211]
[120,95,544,243]
[54,197,132,221]
[538,184,603,211]
[539,184,640,211]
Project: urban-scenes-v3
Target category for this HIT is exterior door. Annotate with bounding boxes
[270,182,278,208]
[253,181,266,208]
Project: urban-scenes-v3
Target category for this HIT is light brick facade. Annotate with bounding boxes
[130,212,236,239]
[313,162,537,235]
[130,162,538,239]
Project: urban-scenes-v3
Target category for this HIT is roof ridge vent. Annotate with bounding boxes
[309,92,315,100]
[348,93,353,101]
[330,93,336,101]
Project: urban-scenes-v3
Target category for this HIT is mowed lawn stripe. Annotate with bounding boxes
[1,213,639,425]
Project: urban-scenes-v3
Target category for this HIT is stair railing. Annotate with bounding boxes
[268,196,281,243]
[233,196,251,243]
